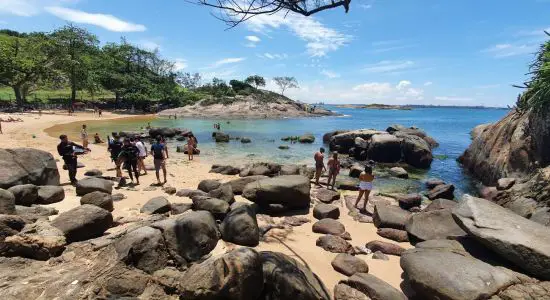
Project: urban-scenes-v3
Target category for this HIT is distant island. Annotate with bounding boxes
[334,104,413,110]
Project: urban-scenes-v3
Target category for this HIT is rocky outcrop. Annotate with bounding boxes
[7,185,37,206]
[242,175,310,210]
[405,209,467,244]
[373,204,411,230]
[140,197,171,215]
[313,204,340,220]
[225,175,267,194]
[51,205,113,242]
[80,191,114,212]
[0,189,16,215]
[0,148,60,189]
[220,204,259,247]
[36,185,65,204]
[336,273,407,300]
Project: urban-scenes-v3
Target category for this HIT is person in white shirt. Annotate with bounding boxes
[134,137,148,175]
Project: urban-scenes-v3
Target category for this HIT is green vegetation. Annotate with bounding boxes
[516,32,550,112]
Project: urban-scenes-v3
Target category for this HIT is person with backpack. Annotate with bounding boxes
[119,138,140,185]
[57,134,90,185]
[151,136,168,185]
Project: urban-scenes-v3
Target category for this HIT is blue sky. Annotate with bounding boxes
[1,0,549,107]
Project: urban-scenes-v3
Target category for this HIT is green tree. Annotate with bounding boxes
[51,24,99,107]
[245,75,266,89]
[0,32,54,106]
[177,72,202,89]
[273,76,299,96]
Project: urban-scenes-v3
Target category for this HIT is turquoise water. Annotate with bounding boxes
[84,107,508,195]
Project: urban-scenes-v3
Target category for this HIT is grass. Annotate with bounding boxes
[0,87,115,103]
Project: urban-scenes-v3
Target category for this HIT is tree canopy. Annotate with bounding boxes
[273,76,299,96]
[516,32,550,112]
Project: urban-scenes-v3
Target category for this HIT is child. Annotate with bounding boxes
[355,163,374,213]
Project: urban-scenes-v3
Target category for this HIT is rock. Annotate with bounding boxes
[401,243,521,300]
[497,177,516,190]
[280,164,300,175]
[401,134,433,169]
[313,204,340,220]
[0,214,26,239]
[151,211,219,263]
[162,186,176,195]
[149,127,177,138]
[220,205,259,247]
[329,130,383,153]
[299,133,315,143]
[177,189,208,199]
[36,185,65,204]
[278,145,289,150]
[84,169,102,176]
[80,191,114,212]
[198,179,221,193]
[192,197,230,219]
[180,248,264,300]
[111,193,125,202]
[225,176,268,195]
[340,273,407,300]
[423,136,439,149]
[283,216,310,227]
[372,251,389,260]
[427,184,455,200]
[376,228,409,242]
[323,130,349,143]
[503,197,539,218]
[0,148,60,189]
[115,226,168,273]
[331,253,369,276]
[141,197,171,215]
[405,209,467,244]
[367,134,402,163]
[337,178,359,191]
[51,205,112,242]
[334,283,371,300]
[170,203,192,215]
[15,205,58,220]
[349,164,363,178]
[7,184,38,206]
[0,188,15,215]
[365,240,405,256]
[316,189,340,203]
[239,162,283,177]
[241,137,252,143]
[492,282,550,299]
[75,177,113,196]
[242,175,310,210]
[210,164,241,175]
[373,204,411,230]
[213,131,230,142]
[208,184,235,203]
[387,124,427,138]
[260,251,331,300]
[425,178,445,189]
[453,195,550,280]
[316,235,354,254]
[312,218,346,236]
[389,167,408,179]
[2,220,66,260]
[178,144,200,154]
[424,198,457,212]
[397,193,421,209]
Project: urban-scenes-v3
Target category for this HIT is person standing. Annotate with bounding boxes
[108,136,123,178]
[151,136,168,185]
[135,137,148,175]
[326,151,341,190]
[355,164,375,213]
[57,134,89,185]
[81,124,89,149]
[119,138,140,185]
[98,109,103,117]
[187,134,196,161]
[314,148,326,186]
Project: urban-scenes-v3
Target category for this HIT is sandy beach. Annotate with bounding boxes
[0,110,409,294]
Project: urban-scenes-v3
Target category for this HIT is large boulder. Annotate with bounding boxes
[7,184,38,206]
[115,226,169,273]
[149,127,177,138]
[331,253,369,276]
[51,204,113,242]
[260,251,331,300]
[316,189,340,203]
[424,198,457,212]
[36,185,65,204]
[80,191,114,212]
[225,176,268,195]
[242,175,310,210]
[0,188,16,215]
[0,214,26,239]
[15,205,58,221]
[373,204,411,230]
[337,273,407,300]
[0,148,60,189]
[210,164,241,175]
[213,131,230,142]
[208,184,234,203]
[180,248,264,300]
[497,177,516,190]
[401,134,433,169]
[313,204,340,220]
[427,184,455,200]
[397,193,422,210]
[316,235,354,254]
[389,167,408,179]
[329,130,383,153]
[323,130,349,143]
[75,177,113,196]
[140,196,171,215]
[197,179,221,193]
[377,228,409,242]
[453,195,550,280]
[240,162,282,177]
[312,219,346,236]
[367,134,402,163]
[1,220,66,260]
[220,205,259,247]
[405,209,467,244]
[365,240,405,256]
[192,197,230,219]
[298,133,315,143]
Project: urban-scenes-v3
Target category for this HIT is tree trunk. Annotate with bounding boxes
[13,85,23,108]
[70,69,76,108]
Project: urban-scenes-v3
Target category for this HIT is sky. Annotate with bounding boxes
[1,0,549,107]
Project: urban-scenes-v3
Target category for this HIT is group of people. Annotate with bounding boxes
[93,107,103,117]
[314,147,374,213]
[213,123,222,130]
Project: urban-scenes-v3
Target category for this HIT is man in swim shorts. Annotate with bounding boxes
[151,136,168,185]
[314,147,326,186]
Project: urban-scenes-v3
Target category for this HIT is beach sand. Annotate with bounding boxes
[0,111,409,296]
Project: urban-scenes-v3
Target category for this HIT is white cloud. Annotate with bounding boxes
[363,60,415,73]
[483,43,536,58]
[360,4,372,9]
[435,96,474,102]
[245,12,351,57]
[245,35,260,42]
[352,82,393,96]
[258,53,287,60]
[321,70,341,79]
[211,57,246,67]
[424,81,433,86]
[396,80,411,90]
[174,58,187,71]
[0,0,39,16]
[45,6,146,32]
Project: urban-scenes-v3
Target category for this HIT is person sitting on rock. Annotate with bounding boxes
[355,163,375,213]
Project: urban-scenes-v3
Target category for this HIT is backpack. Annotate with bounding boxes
[151,143,165,159]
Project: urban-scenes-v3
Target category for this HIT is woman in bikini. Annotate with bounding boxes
[327,151,341,190]
[355,164,374,213]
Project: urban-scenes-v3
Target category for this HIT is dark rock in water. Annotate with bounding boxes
[213,131,230,142]
[115,226,168,273]
[192,197,229,219]
[387,124,427,138]
[427,184,455,200]
[497,177,516,190]
[198,179,221,193]
[316,235,354,254]
[405,209,467,244]
[149,127,177,138]
[80,191,114,212]
[389,167,408,179]
[208,184,234,204]
[372,251,389,260]
[453,195,550,280]
[76,177,113,196]
[377,228,409,242]
[225,176,267,195]
[260,251,331,300]
[425,178,445,189]
[7,184,38,206]
[423,136,439,149]
[220,204,259,247]
[373,204,411,230]
[52,204,113,242]
[84,169,103,177]
[339,273,407,300]
[2,220,66,260]
[241,137,252,143]
[367,134,402,163]
[323,130,348,143]
[316,188,340,203]
[36,185,65,204]
[141,197,171,215]
[397,193,421,210]
[365,240,405,256]
[170,203,192,215]
[313,203,340,220]
[299,133,315,143]
[180,248,264,300]
[400,134,433,169]
[312,218,346,236]
[331,253,369,276]
[0,148,60,189]
[0,188,16,215]
[210,164,241,175]
[242,175,310,210]
[278,145,289,150]
[329,130,382,153]
[424,198,457,212]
